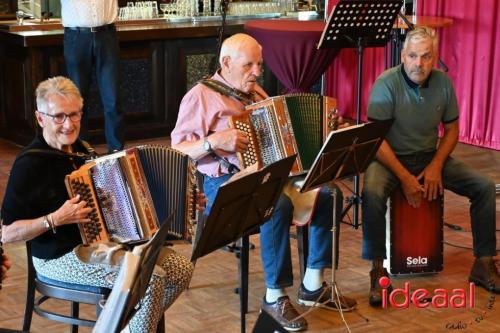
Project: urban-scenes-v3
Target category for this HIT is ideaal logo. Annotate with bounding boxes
[380,277,475,309]
[378,277,496,330]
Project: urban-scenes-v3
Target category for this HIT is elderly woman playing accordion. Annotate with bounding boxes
[1,76,193,333]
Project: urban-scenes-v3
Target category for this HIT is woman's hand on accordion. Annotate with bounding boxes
[196,192,207,212]
[1,253,12,282]
[210,129,249,153]
[52,195,94,227]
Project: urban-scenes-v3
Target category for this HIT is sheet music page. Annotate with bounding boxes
[332,122,365,134]
[92,251,139,333]
[222,163,259,185]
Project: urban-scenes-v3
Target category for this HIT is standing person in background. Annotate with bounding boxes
[61,0,124,152]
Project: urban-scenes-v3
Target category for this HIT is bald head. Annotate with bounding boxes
[219,33,262,66]
[219,33,263,93]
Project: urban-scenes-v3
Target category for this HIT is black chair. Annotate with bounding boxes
[23,243,111,333]
[23,243,166,333]
[294,225,309,281]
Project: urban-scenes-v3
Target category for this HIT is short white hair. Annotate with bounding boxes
[36,76,83,113]
[403,26,439,53]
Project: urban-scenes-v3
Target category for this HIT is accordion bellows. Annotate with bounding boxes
[230,94,338,175]
[65,145,198,245]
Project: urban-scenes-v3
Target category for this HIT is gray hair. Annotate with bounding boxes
[403,26,439,53]
[36,76,83,113]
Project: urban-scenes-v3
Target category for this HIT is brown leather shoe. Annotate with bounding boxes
[369,265,392,306]
[469,256,500,294]
[262,296,308,332]
[297,282,357,311]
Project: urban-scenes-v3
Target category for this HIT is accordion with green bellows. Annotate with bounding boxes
[229,94,338,175]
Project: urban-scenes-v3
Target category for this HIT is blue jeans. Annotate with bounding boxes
[64,27,124,151]
[361,152,497,260]
[203,173,343,289]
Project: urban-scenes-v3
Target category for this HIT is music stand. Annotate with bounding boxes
[92,214,174,333]
[299,120,392,325]
[191,155,295,333]
[318,0,402,228]
[191,155,295,261]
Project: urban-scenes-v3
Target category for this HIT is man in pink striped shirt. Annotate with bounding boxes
[172,33,356,331]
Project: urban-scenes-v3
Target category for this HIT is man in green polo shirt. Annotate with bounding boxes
[361,26,498,306]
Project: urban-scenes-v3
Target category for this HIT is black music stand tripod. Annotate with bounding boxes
[318,0,402,228]
[191,156,296,333]
[298,120,393,327]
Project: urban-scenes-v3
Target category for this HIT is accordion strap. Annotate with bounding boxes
[198,78,248,174]
[199,78,255,105]
[215,156,240,174]
[15,139,97,163]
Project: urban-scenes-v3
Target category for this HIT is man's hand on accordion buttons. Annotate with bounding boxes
[331,109,350,130]
[210,128,249,153]
[52,195,94,226]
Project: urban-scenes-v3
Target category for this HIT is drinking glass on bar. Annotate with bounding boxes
[412,0,418,24]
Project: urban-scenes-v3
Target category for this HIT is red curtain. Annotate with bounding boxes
[325,0,500,150]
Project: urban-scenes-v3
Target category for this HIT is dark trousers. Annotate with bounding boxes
[63,27,124,151]
[361,152,497,260]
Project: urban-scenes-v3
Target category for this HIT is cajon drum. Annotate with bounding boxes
[384,187,443,274]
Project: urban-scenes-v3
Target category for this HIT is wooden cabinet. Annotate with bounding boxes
[0,20,279,145]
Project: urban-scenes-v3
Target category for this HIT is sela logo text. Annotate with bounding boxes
[380,277,475,309]
[406,256,428,267]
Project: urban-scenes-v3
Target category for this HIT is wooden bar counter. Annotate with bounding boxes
[0,19,277,146]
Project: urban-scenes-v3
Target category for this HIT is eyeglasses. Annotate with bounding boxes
[38,111,82,124]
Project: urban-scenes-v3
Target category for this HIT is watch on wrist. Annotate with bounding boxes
[203,137,212,152]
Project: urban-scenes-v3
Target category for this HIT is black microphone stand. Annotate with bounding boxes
[209,0,230,74]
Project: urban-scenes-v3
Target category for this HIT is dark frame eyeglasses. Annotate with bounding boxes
[38,111,82,124]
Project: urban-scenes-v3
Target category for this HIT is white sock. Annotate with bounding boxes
[265,288,286,303]
[302,268,323,292]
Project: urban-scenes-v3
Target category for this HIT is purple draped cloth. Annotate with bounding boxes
[245,20,338,93]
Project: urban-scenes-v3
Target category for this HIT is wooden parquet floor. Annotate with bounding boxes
[0,137,499,333]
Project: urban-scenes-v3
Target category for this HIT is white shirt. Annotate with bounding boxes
[61,0,118,28]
